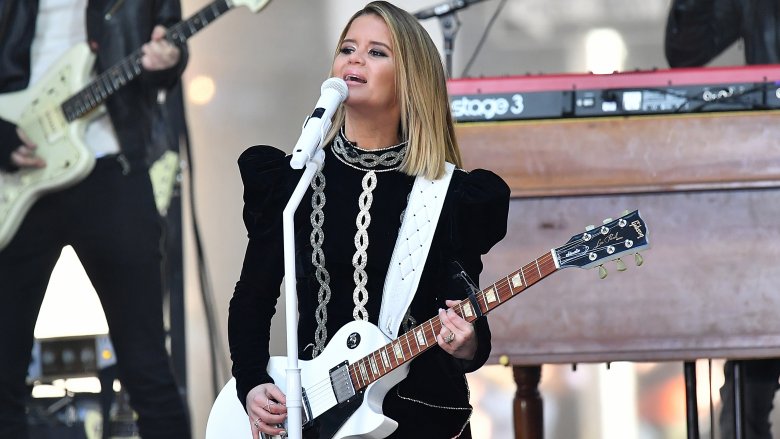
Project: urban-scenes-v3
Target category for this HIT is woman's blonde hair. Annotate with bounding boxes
[324,1,462,180]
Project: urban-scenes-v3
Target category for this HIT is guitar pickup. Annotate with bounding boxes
[329,361,356,404]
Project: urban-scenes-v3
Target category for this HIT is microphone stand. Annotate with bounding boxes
[282,148,325,439]
[438,12,461,79]
[414,0,490,79]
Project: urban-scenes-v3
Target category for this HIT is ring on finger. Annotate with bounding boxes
[253,417,261,429]
[444,332,455,344]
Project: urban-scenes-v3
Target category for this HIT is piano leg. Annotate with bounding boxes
[512,365,543,439]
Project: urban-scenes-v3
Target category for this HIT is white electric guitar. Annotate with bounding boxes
[206,210,650,439]
[0,0,271,251]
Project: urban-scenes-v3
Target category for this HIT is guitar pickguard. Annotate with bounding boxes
[0,43,97,251]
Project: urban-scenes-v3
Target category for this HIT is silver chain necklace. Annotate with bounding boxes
[332,128,407,172]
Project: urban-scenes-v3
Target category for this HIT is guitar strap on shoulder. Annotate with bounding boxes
[378,162,455,340]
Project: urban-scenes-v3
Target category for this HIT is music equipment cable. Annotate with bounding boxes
[460,0,507,78]
[179,117,230,400]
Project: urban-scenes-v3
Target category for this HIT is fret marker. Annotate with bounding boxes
[393,343,404,360]
[369,356,379,376]
[358,362,368,383]
[485,287,498,304]
[462,302,474,318]
[510,273,523,289]
[380,349,391,369]
[414,329,427,346]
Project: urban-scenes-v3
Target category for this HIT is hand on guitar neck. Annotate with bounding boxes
[141,25,181,70]
[6,23,179,173]
[436,299,477,361]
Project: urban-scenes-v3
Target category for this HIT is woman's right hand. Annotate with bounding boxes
[245,383,288,439]
[11,127,45,169]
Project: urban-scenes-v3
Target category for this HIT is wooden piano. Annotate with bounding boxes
[448,65,780,437]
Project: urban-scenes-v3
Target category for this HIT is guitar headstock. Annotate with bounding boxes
[554,210,649,273]
[231,0,272,13]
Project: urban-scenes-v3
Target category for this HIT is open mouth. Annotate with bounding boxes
[344,74,367,84]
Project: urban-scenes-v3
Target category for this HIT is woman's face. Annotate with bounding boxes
[332,14,398,114]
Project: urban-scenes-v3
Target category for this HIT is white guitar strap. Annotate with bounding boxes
[378,162,455,340]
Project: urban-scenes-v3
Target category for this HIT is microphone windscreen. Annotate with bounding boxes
[322,77,349,101]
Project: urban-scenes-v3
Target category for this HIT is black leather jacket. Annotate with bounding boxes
[665,0,780,67]
[0,0,188,171]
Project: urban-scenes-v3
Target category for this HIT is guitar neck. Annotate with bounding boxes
[61,0,234,121]
[347,251,558,392]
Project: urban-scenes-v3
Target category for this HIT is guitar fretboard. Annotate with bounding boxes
[347,251,558,392]
[61,0,233,121]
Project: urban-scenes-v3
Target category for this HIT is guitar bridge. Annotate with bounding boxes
[329,361,356,404]
[300,387,312,426]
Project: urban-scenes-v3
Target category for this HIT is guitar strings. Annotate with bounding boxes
[288,224,634,415]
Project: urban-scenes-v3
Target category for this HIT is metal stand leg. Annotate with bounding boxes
[684,361,699,439]
[733,361,744,439]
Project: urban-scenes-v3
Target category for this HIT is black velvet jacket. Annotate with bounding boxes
[228,141,511,438]
[665,0,780,66]
[0,0,188,171]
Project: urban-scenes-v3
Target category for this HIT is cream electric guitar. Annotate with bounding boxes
[206,210,650,439]
[0,0,271,251]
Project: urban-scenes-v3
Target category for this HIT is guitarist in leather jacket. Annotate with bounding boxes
[665,1,780,438]
[0,1,191,438]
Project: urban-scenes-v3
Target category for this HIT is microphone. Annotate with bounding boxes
[413,0,488,20]
[289,77,349,169]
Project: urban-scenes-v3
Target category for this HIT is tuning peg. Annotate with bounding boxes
[622,209,630,216]
[634,253,644,266]
[585,224,596,231]
[598,265,608,279]
[615,258,627,271]
[602,218,613,224]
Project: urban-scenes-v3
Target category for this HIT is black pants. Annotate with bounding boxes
[0,157,190,439]
[720,359,780,439]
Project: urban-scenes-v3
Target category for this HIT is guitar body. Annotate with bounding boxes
[206,320,410,439]
[0,42,97,250]
[207,211,651,438]
[0,0,276,251]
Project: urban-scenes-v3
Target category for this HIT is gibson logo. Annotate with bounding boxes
[630,220,644,238]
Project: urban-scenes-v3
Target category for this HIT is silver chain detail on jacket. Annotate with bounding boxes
[352,170,377,321]
[310,132,407,353]
[395,376,473,438]
[310,168,330,358]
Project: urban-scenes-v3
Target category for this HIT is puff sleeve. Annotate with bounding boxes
[450,168,510,372]
[228,145,295,408]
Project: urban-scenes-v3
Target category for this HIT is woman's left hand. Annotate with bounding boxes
[437,299,477,360]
